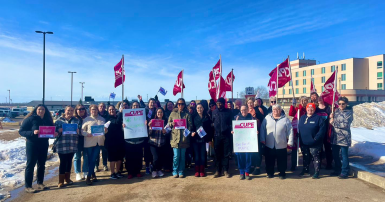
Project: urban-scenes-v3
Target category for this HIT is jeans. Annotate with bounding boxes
[95,146,108,167]
[58,153,74,174]
[85,145,100,177]
[74,144,88,174]
[173,148,186,176]
[236,153,252,174]
[332,144,350,176]
[125,142,143,175]
[192,142,206,166]
[265,147,287,176]
[214,136,231,172]
[150,144,166,171]
[25,141,49,188]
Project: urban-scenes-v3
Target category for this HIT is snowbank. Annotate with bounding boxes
[350,127,385,163]
[352,101,385,128]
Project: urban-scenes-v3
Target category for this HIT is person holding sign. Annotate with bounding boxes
[95,102,109,172]
[19,104,56,193]
[246,97,263,175]
[73,104,89,181]
[212,97,233,178]
[191,103,213,177]
[148,108,169,178]
[144,98,157,174]
[260,104,293,179]
[168,98,193,178]
[81,104,107,185]
[54,106,81,188]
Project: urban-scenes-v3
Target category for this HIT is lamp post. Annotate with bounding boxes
[68,71,77,106]
[79,82,85,102]
[7,89,10,106]
[35,31,53,105]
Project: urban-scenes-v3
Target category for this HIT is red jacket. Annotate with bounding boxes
[288,104,306,149]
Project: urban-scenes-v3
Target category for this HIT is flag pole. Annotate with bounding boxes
[288,55,295,101]
[331,66,338,113]
[276,64,279,102]
[231,68,234,102]
[217,55,222,99]
[122,54,124,102]
[181,69,184,98]
[297,109,300,166]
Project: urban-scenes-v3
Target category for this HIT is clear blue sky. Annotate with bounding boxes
[0,0,384,103]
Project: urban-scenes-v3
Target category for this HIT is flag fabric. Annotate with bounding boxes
[212,59,221,80]
[255,90,261,99]
[224,71,235,91]
[268,58,291,88]
[159,87,167,96]
[310,79,317,93]
[320,71,340,108]
[173,70,185,96]
[114,57,125,88]
[218,76,227,99]
[110,93,116,99]
[268,68,278,97]
[208,71,217,102]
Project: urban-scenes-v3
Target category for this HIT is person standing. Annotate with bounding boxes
[260,104,293,179]
[19,104,56,193]
[163,101,175,172]
[81,104,106,185]
[330,97,353,179]
[298,103,326,179]
[212,98,233,178]
[168,98,193,178]
[95,102,109,172]
[316,96,333,170]
[246,97,262,175]
[73,104,89,181]
[310,92,319,106]
[55,106,81,187]
[144,98,157,174]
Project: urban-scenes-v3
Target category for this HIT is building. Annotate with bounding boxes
[278,54,385,102]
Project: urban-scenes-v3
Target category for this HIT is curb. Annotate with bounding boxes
[350,165,385,189]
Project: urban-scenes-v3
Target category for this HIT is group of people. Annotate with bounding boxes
[19,93,354,193]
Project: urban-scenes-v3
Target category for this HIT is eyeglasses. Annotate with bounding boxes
[270,101,276,103]
[78,108,86,111]
[177,103,185,106]
[338,103,346,106]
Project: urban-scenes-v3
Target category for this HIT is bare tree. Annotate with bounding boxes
[238,86,269,99]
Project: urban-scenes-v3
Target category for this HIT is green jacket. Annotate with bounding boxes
[168,108,193,148]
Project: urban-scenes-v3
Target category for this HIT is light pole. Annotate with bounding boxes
[79,82,85,102]
[35,31,53,105]
[7,90,10,106]
[68,71,77,106]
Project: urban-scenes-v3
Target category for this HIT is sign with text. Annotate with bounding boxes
[151,119,164,131]
[232,120,258,153]
[62,124,78,135]
[123,108,148,139]
[173,119,186,129]
[197,126,207,138]
[91,125,104,136]
[39,126,56,138]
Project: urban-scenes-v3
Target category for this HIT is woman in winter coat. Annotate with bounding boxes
[163,100,174,172]
[105,105,125,179]
[73,104,88,181]
[260,104,293,179]
[315,96,333,170]
[168,98,193,178]
[246,97,262,175]
[288,96,308,171]
[298,103,326,179]
[81,104,107,185]
[19,104,56,193]
[191,103,213,177]
[54,106,81,187]
[330,97,354,179]
[144,98,157,174]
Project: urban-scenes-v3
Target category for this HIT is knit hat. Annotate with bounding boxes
[306,103,316,110]
[217,97,226,104]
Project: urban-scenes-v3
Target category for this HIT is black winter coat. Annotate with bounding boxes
[19,115,54,145]
[298,114,326,147]
[212,108,232,137]
[105,115,124,149]
[192,114,213,143]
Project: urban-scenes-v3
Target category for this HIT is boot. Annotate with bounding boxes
[224,171,231,178]
[64,172,73,185]
[194,166,200,177]
[91,173,98,182]
[213,171,221,178]
[86,176,92,185]
[58,174,65,188]
[199,165,205,177]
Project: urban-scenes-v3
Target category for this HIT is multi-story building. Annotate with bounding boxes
[278,54,385,102]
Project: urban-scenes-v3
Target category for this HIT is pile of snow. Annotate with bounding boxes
[1,118,15,123]
[352,101,385,128]
[350,127,385,164]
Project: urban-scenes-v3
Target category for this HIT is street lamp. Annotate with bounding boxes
[79,82,85,102]
[7,90,10,106]
[35,31,53,105]
[68,71,77,106]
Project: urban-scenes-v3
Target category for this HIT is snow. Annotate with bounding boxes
[350,127,385,164]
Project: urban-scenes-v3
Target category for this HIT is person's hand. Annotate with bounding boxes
[236,116,239,121]
[292,98,296,106]
[77,129,80,134]
[34,130,39,135]
[288,144,293,147]
[148,120,152,127]
[209,141,213,147]
[145,120,148,125]
[261,141,266,145]
[87,133,92,137]
[104,128,108,133]
[192,132,196,137]
[58,128,63,133]
[162,129,166,134]
[329,113,334,119]
[54,132,59,137]
[138,95,142,101]
[231,131,234,134]
[122,123,126,128]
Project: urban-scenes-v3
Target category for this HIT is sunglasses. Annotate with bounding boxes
[270,101,276,103]
[78,108,86,111]
[177,103,185,106]
[338,103,346,105]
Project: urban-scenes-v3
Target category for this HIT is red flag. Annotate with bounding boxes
[310,79,317,94]
[224,71,235,91]
[218,76,227,99]
[320,71,340,107]
[268,58,291,88]
[208,71,217,102]
[212,59,221,80]
[114,58,125,88]
[268,69,278,97]
[173,70,185,96]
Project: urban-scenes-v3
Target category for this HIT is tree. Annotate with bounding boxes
[78,99,83,105]
[238,86,269,99]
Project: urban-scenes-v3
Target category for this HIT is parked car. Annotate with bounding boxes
[23,111,30,116]
[0,109,11,117]
[11,108,27,117]
[55,109,65,119]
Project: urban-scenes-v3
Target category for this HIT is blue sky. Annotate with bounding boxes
[0,0,384,103]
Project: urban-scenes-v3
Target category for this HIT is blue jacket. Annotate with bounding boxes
[298,114,326,147]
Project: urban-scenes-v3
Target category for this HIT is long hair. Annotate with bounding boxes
[196,103,208,117]
[155,107,168,122]
[61,105,74,118]
[164,101,175,112]
[25,104,53,125]
[74,104,87,119]
[176,98,188,112]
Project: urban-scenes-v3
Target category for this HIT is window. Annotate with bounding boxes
[341,74,346,81]
[321,67,325,74]
[289,81,292,86]
[283,89,285,95]
[296,88,299,94]
[331,65,335,72]
[311,69,314,75]
[296,72,299,77]
[303,88,306,94]
[341,64,346,71]
[378,72,383,79]
[342,84,346,90]
[378,83,383,90]
[378,61,383,69]
[322,76,325,83]
[289,89,292,94]
[303,70,306,76]
[322,86,324,92]
[303,79,306,85]
[295,80,299,86]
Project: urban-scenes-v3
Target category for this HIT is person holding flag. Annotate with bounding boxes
[315,96,333,170]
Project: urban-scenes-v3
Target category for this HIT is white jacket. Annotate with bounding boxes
[260,114,293,149]
[81,115,106,148]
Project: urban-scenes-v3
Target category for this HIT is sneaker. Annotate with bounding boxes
[157,171,164,177]
[330,171,341,176]
[239,174,245,180]
[116,173,124,178]
[213,171,221,178]
[152,171,158,178]
[338,174,348,179]
[136,173,143,178]
[104,165,109,171]
[145,167,151,175]
[94,167,100,172]
[25,187,36,193]
[110,173,118,179]
[179,174,185,178]
[312,172,320,179]
[252,168,261,175]
[224,171,231,178]
[173,175,179,178]
[245,173,251,180]
[76,173,82,181]
[36,184,46,191]
[127,174,133,179]
[83,172,88,179]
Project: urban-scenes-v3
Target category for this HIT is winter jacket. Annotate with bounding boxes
[255,106,267,123]
[212,107,233,137]
[316,106,332,142]
[19,115,54,145]
[99,110,109,120]
[81,115,106,148]
[192,113,213,143]
[298,114,326,147]
[235,113,253,121]
[331,108,353,147]
[260,113,293,149]
[54,116,81,154]
[105,115,124,150]
[148,118,169,147]
[168,108,193,148]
